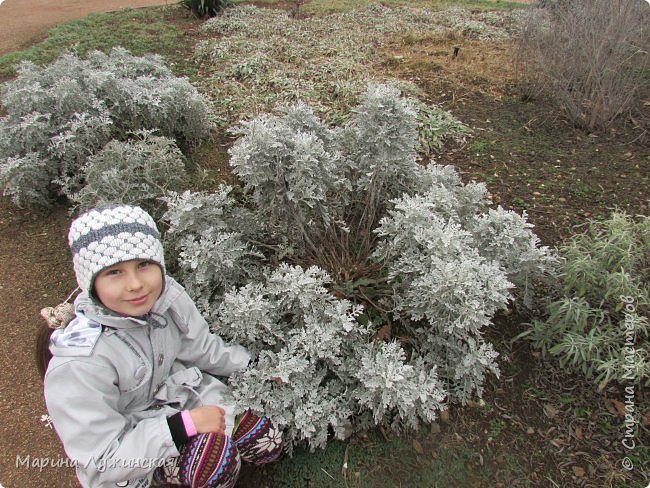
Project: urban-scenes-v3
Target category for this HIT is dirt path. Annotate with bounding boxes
[0,0,174,56]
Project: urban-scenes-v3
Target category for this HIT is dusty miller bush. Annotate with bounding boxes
[70,131,188,213]
[164,84,555,450]
[162,188,264,320]
[520,212,649,390]
[0,47,213,207]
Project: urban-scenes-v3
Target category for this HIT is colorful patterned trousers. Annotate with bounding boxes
[154,411,283,488]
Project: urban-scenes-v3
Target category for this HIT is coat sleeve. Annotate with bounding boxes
[44,358,179,486]
[173,289,251,377]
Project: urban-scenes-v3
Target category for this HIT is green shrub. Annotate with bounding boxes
[181,0,229,18]
[520,212,650,389]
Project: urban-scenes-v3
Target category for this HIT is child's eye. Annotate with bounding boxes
[104,269,121,276]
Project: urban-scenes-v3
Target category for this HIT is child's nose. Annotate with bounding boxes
[125,271,144,291]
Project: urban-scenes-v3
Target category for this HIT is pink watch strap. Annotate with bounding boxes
[181,410,197,438]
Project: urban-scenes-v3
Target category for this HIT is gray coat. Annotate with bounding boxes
[44,276,251,488]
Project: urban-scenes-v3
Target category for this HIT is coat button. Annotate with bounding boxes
[134,365,146,381]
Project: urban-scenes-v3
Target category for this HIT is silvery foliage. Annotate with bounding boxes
[373,165,555,402]
[351,342,446,430]
[340,84,420,199]
[227,84,423,258]
[162,188,265,321]
[219,264,445,451]
[229,101,350,234]
[168,84,554,448]
[0,47,213,207]
[70,131,187,212]
[0,153,53,208]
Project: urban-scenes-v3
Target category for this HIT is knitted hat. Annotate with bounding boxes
[68,205,165,293]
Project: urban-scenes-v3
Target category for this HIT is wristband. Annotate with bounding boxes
[181,410,198,437]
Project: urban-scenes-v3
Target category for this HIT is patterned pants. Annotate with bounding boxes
[154,411,283,488]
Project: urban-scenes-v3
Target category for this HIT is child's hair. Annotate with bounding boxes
[36,204,165,378]
[36,326,54,379]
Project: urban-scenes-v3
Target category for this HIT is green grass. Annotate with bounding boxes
[0,6,189,79]
[268,430,490,487]
[470,140,488,154]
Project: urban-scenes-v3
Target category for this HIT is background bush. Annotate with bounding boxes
[0,47,213,207]
[515,0,649,130]
[521,212,650,390]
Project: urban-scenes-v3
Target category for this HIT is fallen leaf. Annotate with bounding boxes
[412,439,424,454]
[572,466,585,477]
[606,399,626,417]
[440,410,450,423]
[526,426,535,435]
[575,426,584,440]
[543,403,560,419]
[429,422,441,434]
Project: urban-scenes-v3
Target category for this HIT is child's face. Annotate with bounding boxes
[93,259,163,316]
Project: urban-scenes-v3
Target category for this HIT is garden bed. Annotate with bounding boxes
[0,2,647,487]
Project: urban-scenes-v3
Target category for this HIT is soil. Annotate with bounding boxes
[0,1,648,488]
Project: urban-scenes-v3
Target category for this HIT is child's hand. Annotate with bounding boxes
[189,405,226,435]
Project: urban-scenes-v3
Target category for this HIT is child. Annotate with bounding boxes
[37,204,283,488]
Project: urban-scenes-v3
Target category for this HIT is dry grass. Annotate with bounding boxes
[380,34,519,99]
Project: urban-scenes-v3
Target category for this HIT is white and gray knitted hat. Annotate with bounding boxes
[68,205,165,293]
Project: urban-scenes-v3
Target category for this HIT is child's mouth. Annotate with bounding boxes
[128,295,149,305]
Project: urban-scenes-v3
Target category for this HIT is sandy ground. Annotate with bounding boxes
[0,0,174,56]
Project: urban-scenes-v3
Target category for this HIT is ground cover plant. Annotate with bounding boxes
[1,2,649,487]
[196,4,525,128]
